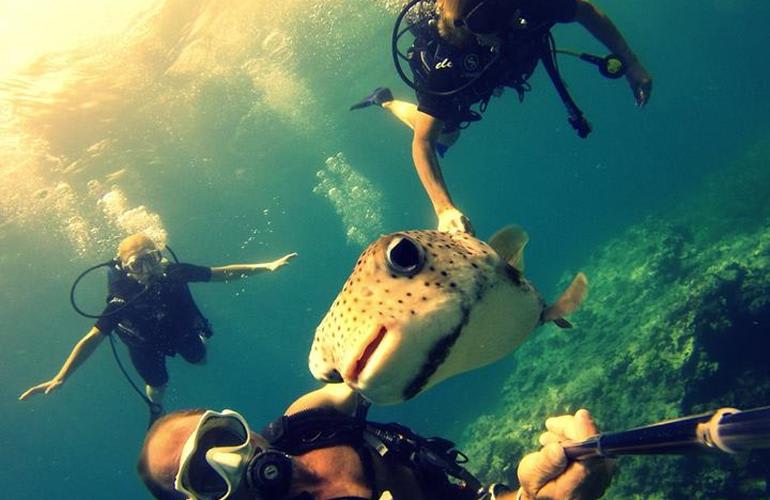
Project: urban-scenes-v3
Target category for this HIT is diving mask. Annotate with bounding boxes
[176,410,296,500]
[453,0,518,35]
[122,249,162,275]
[175,409,255,500]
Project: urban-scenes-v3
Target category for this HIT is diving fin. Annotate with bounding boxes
[349,87,393,111]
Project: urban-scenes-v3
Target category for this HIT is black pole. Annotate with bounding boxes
[563,406,770,460]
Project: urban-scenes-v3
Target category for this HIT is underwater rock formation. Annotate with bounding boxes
[461,136,770,498]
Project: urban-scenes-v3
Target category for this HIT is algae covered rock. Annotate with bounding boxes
[461,136,770,498]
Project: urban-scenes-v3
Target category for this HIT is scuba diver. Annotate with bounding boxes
[18,233,297,423]
[350,0,653,234]
[139,382,770,500]
[137,384,613,500]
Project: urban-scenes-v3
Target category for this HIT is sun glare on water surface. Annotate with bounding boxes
[0,0,160,77]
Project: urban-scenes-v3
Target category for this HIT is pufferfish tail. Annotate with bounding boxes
[543,272,588,328]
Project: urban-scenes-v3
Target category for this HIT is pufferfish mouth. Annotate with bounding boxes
[345,325,388,384]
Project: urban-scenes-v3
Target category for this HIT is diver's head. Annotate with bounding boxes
[437,0,518,46]
[139,409,207,500]
[139,409,297,500]
[118,233,164,283]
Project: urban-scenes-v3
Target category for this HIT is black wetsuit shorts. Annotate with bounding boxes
[127,329,206,387]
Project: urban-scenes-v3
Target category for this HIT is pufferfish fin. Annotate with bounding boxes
[543,272,588,326]
[488,225,529,272]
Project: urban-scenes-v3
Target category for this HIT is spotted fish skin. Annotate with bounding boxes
[309,229,545,405]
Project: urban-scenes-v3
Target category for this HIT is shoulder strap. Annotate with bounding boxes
[363,422,484,498]
[261,408,366,455]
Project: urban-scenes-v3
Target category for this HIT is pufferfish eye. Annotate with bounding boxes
[385,236,425,277]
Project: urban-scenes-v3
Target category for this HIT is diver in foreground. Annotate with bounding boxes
[139,383,770,500]
[351,0,652,234]
[19,233,297,423]
[138,384,613,500]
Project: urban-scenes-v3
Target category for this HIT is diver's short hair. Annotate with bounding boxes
[137,408,207,500]
[437,0,474,46]
[117,233,158,262]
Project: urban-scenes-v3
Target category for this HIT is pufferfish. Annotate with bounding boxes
[309,225,587,405]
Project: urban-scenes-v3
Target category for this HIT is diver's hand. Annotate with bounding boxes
[517,409,613,500]
[437,207,475,235]
[19,377,63,400]
[262,252,298,272]
[626,61,652,107]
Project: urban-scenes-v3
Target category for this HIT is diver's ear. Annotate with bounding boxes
[488,225,528,271]
[543,273,588,326]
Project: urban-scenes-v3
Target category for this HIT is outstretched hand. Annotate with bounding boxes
[626,61,652,107]
[437,207,475,235]
[263,252,298,272]
[19,378,63,401]
[517,409,613,500]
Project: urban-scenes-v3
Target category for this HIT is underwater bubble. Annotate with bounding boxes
[65,215,91,257]
[314,152,385,247]
[99,187,167,247]
[86,179,102,196]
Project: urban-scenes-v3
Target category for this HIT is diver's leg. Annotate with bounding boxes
[176,332,207,366]
[145,384,166,427]
[350,87,462,152]
[382,100,419,130]
[382,102,462,150]
[128,346,168,426]
[129,346,170,388]
[146,383,166,404]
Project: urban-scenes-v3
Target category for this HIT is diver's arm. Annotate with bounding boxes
[412,112,474,234]
[209,252,297,281]
[284,384,361,416]
[574,0,652,106]
[18,326,106,400]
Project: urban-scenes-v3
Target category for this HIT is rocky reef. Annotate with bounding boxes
[461,135,770,498]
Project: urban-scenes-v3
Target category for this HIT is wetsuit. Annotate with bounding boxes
[95,263,213,387]
[260,408,491,500]
[412,0,578,132]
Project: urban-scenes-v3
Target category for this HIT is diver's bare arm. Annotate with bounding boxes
[412,111,455,216]
[19,326,105,400]
[574,1,637,64]
[209,252,298,281]
[574,0,652,104]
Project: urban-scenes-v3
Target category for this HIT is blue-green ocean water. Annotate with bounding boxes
[1,1,769,498]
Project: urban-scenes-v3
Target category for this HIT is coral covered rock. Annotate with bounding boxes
[461,135,770,498]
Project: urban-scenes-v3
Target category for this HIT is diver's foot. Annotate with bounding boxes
[148,403,165,429]
[349,87,393,111]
